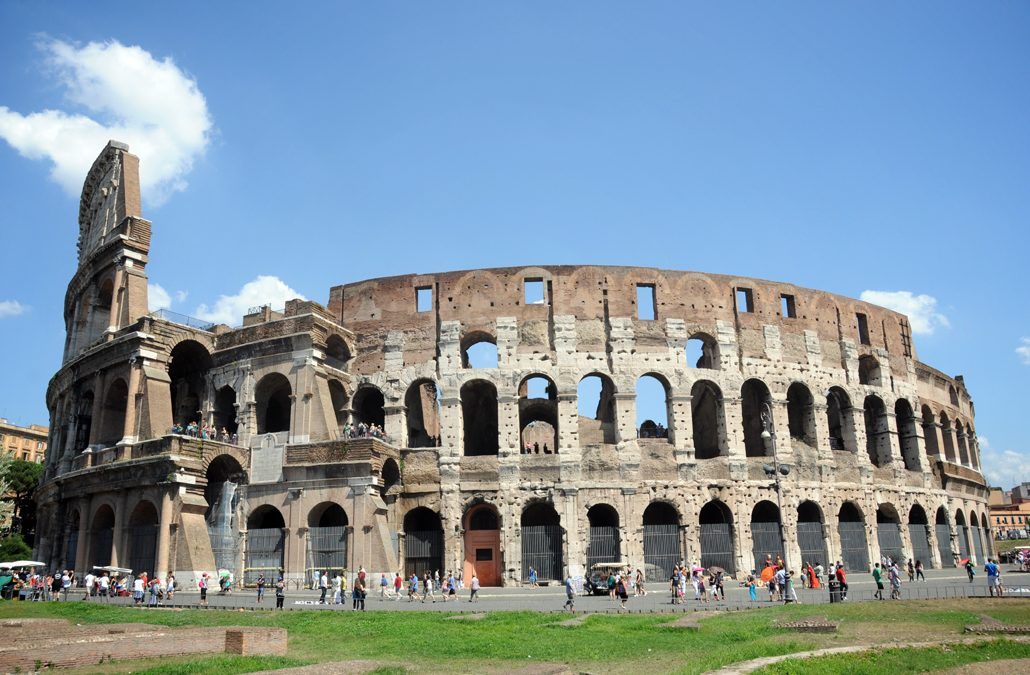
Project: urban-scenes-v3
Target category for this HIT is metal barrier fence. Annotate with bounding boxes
[837,521,869,571]
[91,528,113,568]
[127,525,158,577]
[521,525,563,581]
[909,524,932,566]
[750,522,784,571]
[877,522,904,564]
[307,526,348,577]
[699,523,735,574]
[643,524,681,582]
[245,528,285,584]
[587,525,621,570]
[797,522,828,566]
[935,523,953,567]
[404,529,443,578]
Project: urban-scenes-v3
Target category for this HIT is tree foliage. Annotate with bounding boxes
[0,533,32,559]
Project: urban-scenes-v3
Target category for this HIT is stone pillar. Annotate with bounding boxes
[108,264,125,333]
[557,393,582,482]
[780,495,802,574]
[87,371,106,447]
[883,412,906,472]
[155,487,174,580]
[613,392,636,444]
[669,393,693,464]
[723,396,747,479]
[74,496,90,571]
[121,360,143,444]
[110,491,129,567]
[384,404,405,448]
[561,490,583,579]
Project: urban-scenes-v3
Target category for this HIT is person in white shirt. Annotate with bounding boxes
[132,577,145,605]
[60,572,71,601]
[98,573,110,601]
[83,572,96,600]
[332,573,343,604]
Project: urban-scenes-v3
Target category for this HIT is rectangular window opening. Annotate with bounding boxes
[736,287,754,313]
[416,287,433,313]
[857,312,870,345]
[636,284,656,320]
[524,278,545,305]
[780,294,796,318]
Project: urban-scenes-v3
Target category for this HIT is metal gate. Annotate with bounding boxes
[935,523,953,568]
[404,529,443,578]
[91,528,113,567]
[876,522,904,564]
[957,526,970,560]
[245,527,285,584]
[750,522,784,571]
[521,525,563,581]
[837,521,869,572]
[643,524,681,581]
[587,525,621,570]
[970,526,984,563]
[65,531,78,571]
[210,529,239,573]
[699,523,736,574]
[908,524,932,567]
[307,526,348,576]
[797,522,827,567]
[127,525,158,576]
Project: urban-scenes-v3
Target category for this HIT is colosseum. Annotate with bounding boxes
[34,142,993,589]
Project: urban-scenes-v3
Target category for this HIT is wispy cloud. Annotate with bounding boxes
[0,300,26,318]
[859,290,950,335]
[1017,337,1030,366]
[979,436,1030,489]
[195,276,304,326]
[0,38,212,205]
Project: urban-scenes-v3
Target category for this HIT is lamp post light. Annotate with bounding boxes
[760,401,793,603]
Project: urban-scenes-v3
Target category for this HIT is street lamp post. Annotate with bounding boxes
[760,401,793,603]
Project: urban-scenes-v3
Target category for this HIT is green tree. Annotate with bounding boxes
[1,459,43,540]
[0,533,32,559]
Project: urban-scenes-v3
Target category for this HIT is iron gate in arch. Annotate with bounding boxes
[643,524,681,582]
[876,522,904,564]
[970,526,984,562]
[307,526,348,575]
[908,524,932,567]
[935,523,953,568]
[750,522,784,571]
[65,531,78,571]
[245,527,285,584]
[404,529,443,578]
[91,529,113,568]
[127,525,158,577]
[837,522,869,571]
[797,522,828,566]
[957,526,970,560]
[699,523,735,574]
[521,525,563,581]
[586,525,621,570]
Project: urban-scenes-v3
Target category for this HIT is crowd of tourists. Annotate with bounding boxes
[342,422,390,442]
[1,568,180,606]
[170,421,238,445]
[303,567,479,609]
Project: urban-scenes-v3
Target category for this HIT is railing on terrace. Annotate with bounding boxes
[149,309,217,331]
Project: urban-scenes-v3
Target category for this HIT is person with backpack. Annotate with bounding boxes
[563,573,575,612]
[275,579,285,609]
[872,562,884,600]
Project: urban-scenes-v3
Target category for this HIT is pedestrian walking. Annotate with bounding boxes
[394,572,403,601]
[469,573,480,602]
[889,563,902,600]
[965,560,975,583]
[873,563,884,600]
[616,575,629,609]
[747,574,758,602]
[835,563,848,601]
[563,573,576,612]
[985,559,1001,597]
[423,573,435,603]
[915,560,926,582]
[635,568,646,596]
[380,573,388,600]
[199,573,209,606]
[333,572,343,604]
[319,571,329,604]
[275,579,285,609]
[906,559,915,583]
[256,573,266,603]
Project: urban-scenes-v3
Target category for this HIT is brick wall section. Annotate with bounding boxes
[225,628,289,655]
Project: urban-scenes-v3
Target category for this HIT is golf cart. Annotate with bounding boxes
[584,562,628,595]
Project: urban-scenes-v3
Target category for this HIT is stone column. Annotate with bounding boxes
[669,393,693,465]
[121,360,143,444]
[74,496,90,571]
[110,491,129,567]
[883,412,906,472]
[87,371,106,447]
[561,490,583,579]
[613,392,637,445]
[155,487,174,580]
[384,404,406,448]
[723,396,747,479]
[557,393,582,482]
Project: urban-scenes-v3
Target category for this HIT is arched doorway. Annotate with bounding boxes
[463,503,501,586]
[205,454,245,573]
[213,386,238,436]
[98,379,128,446]
[245,506,285,584]
[255,374,292,434]
[89,505,115,568]
[691,380,725,459]
[787,383,817,448]
[935,507,953,568]
[461,380,499,456]
[404,507,443,578]
[837,502,869,572]
[698,500,736,575]
[64,510,80,572]
[876,504,904,564]
[586,504,621,569]
[642,502,682,581]
[127,500,158,577]
[864,396,891,467]
[750,501,784,570]
[578,374,616,445]
[826,387,856,452]
[352,386,386,428]
[307,503,348,581]
[520,502,562,582]
[741,380,772,457]
[896,399,921,471]
[908,505,932,568]
[169,340,212,426]
[405,379,440,448]
[955,510,970,561]
[520,375,558,453]
[797,501,828,568]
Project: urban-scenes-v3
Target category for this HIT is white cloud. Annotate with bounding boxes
[0,38,212,205]
[980,442,1030,490]
[195,276,305,326]
[1016,337,1030,366]
[0,300,26,318]
[148,283,172,311]
[859,290,950,335]
[174,290,189,304]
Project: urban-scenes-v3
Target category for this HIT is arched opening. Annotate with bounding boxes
[586,504,621,570]
[956,421,970,466]
[352,386,385,429]
[380,458,401,496]
[461,379,498,456]
[980,513,993,558]
[127,500,158,577]
[691,380,725,459]
[908,505,932,568]
[307,503,348,578]
[636,374,671,441]
[213,385,238,437]
[699,500,736,575]
[741,379,772,457]
[643,502,682,581]
[786,382,816,448]
[797,501,827,568]
[858,355,881,387]
[750,501,784,571]
[955,510,970,561]
[328,380,348,435]
[169,340,212,427]
[578,374,616,445]
[463,503,501,586]
[863,395,891,467]
[404,507,443,578]
[826,387,856,452]
[461,333,498,368]
[921,406,940,456]
[245,505,285,584]
[686,333,719,369]
[255,373,292,434]
[324,335,350,371]
[98,378,128,446]
[405,379,440,448]
[939,412,956,462]
[205,454,245,573]
[969,508,984,563]
[876,504,904,565]
[89,504,115,568]
[934,507,952,569]
[74,391,94,451]
[64,510,80,572]
[89,278,114,344]
[520,375,558,453]
[895,399,920,471]
[837,502,869,572]
[521,502,562,582]
[967,424,979,469]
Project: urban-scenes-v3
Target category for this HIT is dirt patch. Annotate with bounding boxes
[250,661,403,674]
[935,657,1030,674]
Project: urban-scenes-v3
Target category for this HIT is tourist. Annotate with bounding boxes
[773,566,787,603]
[83,570,95,600]
[98,572,110,602]
[528,566,538,587]
[906,559,915,583]
[60,570,71,601]
[340,572,348,602]
[469,573,480,602]
[447,571,457,601]
[165,572,176,603]
[714,570,725,602]
[318,570,329,604]
[635,568,646,596]
[985,558,1001,597]
[889,563,902,600]
[423,573,435,603]
[133,575,145,605]
[915,559,926,582]
[275,579,285,609]
[379,573,388,600]
[563,573,575,612]
[814,561,824,585]
[408,572,420,602]
[256,573,265,603]
[747,574,758,602]
[965,559,975,583]
[670,568,680,605]
[835,564,848,601]
[786,570,799,603]
[199,573,209,606]
[393,572,403,600]
[697,572,708,604]
[872,563,884,600]
[333,572,343,604]
[148,576,161,606]
[352,578,365,610]
[616,574,629,609]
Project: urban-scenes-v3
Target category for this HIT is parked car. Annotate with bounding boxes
[584,563,626,595]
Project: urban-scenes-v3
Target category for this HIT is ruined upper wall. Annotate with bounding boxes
[77,141,142,265]
[327,265,918,377]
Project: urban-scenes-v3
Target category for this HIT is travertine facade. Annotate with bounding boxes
[35,142,992,588]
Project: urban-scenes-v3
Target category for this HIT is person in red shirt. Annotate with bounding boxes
[835,563,848,601]
[393,572,403,601]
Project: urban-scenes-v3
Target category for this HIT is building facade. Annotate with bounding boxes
[35,142,992,588]
[1,419,47,463]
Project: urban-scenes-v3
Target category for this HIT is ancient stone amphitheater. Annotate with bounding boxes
[35,143,992,588]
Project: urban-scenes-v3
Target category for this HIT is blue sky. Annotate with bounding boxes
[1,3,1027,487]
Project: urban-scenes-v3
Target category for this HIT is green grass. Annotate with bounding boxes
[994,538,1029,555]
[1,599,1027,674]
[753,639,1030,674]
[87,655,311,675]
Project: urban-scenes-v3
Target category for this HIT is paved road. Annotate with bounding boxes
[54,565,1030,613]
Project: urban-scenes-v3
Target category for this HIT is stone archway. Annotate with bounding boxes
[463,503,501,586]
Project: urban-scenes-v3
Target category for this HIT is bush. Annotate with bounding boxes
[0,534,32,560]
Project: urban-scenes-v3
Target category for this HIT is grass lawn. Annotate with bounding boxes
[1,598,1028,673]
[754,640,1030,674]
